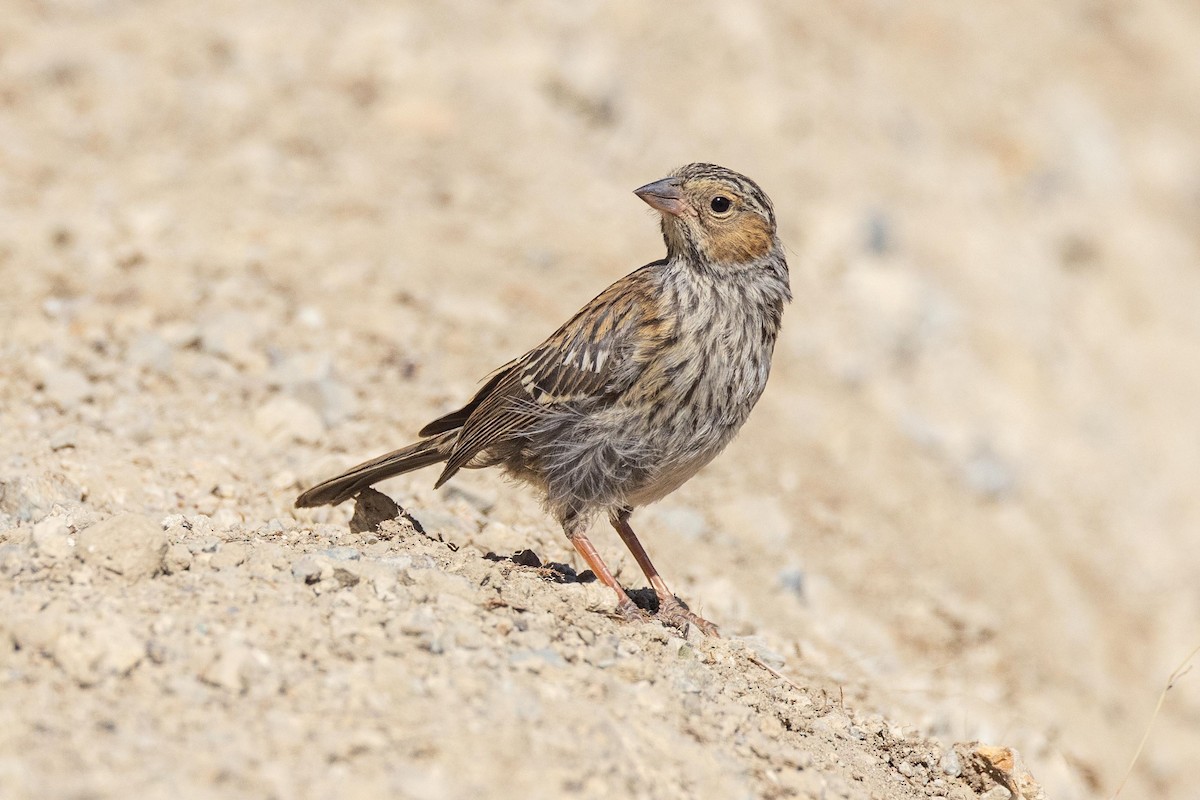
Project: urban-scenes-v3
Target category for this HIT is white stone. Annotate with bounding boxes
[254,396,325,444]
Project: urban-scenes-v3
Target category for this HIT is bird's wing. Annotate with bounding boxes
[433,263,672,485]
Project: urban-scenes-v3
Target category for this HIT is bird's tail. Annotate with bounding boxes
[294,431,456,508]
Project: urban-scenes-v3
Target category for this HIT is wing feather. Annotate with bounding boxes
[433,264,668,485]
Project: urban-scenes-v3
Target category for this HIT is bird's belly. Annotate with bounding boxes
[517,400,733,515]
[624,447,720,507]
[620,390,756,506]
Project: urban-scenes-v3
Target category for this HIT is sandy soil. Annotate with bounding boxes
[2,2,1199,798]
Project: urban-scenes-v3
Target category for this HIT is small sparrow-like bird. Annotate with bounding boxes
[297,163,790,635]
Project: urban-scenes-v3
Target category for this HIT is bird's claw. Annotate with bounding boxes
[656,596,720,637]
[613,596,652,624]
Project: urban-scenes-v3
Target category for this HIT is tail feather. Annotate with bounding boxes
[295,432,455,508]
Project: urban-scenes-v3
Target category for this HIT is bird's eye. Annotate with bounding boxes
[710,196,732,213]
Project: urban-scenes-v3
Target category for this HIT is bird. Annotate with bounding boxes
[296,163,791,636]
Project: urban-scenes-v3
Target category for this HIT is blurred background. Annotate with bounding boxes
[2,1,1199,797]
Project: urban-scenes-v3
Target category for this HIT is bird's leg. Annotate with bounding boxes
[563,514,646,623]
[610,508,719,637]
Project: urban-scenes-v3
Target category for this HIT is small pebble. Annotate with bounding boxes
[254,396,325,444]
[737,635,786,669]
[31,516,74,560]
[76,514,167,580]
[51,620,145,686]
[39,364,93,410]
[291,555,331,584]
[210,542,248,570]
[163,544,190,575]
[321,546,362,561]
[187,536,221,555]
[126,332,173,373]
[777,566,806,599]
[198,310,264,369]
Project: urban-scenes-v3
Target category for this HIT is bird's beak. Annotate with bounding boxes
[634,177,689,217]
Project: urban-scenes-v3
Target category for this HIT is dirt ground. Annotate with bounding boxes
[2,2,1199,798]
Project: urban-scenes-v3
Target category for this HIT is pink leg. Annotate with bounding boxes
[564,520,646,624]
[610,510,719,637]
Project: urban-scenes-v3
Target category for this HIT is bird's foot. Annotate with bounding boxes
[612,595,652,624]
[656,595,720,637]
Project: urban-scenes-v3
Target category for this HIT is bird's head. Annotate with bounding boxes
[634,163,781,272]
